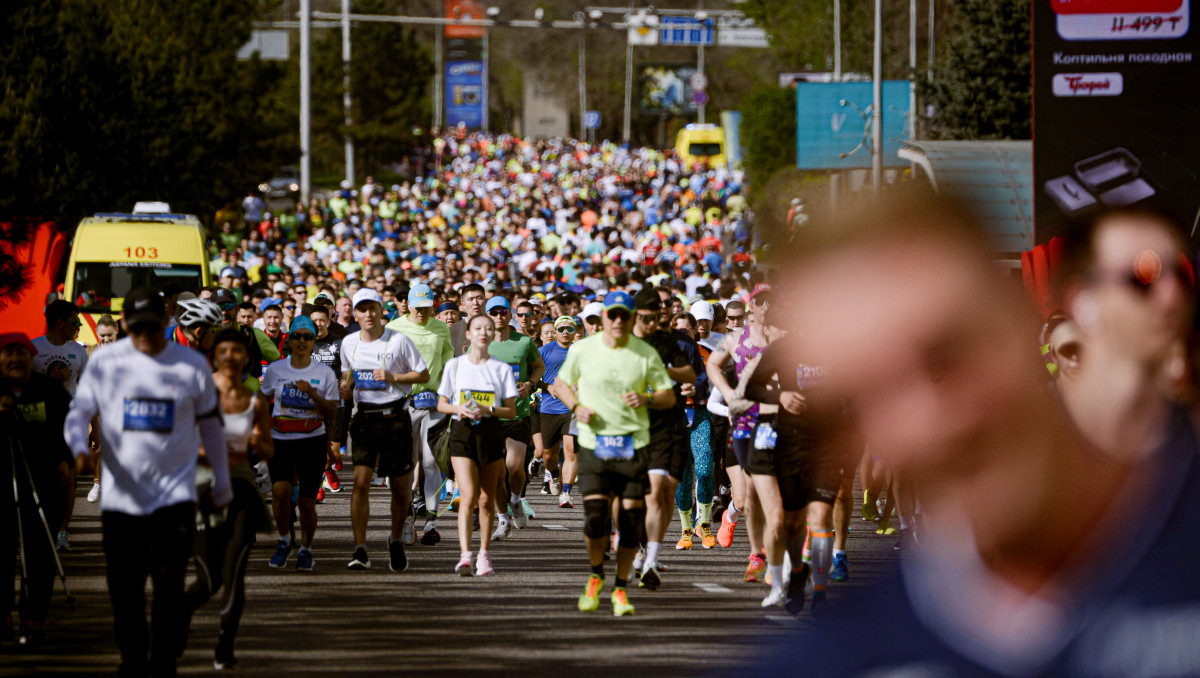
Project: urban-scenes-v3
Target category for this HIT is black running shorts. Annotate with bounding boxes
[350,401,414,478]
[577,443,649,500]
[540,411,574,449]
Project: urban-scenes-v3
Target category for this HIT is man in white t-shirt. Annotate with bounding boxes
[64,287,230,678]
[32,299,89,553]
[339,288,429,572]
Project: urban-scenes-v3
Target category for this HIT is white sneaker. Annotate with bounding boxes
[475,550,495,576]
[510,500,528,529]
[56,531,71,553]
[492,517,511,541]
[761,588,786,608]
[401,515,417,546]
[549,478,562,495]
[632,546,647,573]
[558,492,574,509]
[87,483,101,503]
[254,461,271,495]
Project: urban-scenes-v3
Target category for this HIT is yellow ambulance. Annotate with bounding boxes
[674,123,727,169]
[63,210,210,344]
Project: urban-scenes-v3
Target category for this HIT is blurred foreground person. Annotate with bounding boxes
[759,192,1200,677]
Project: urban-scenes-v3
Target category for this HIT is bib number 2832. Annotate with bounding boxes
[595,435,635,461]
[123,398,175,433]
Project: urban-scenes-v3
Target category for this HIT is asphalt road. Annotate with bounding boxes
[5,468,899,677]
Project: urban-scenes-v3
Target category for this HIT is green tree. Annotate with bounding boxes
[740,85,797,189]
[920,0,1031,139]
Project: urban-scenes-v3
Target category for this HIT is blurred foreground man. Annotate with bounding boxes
[759,193,1200,677]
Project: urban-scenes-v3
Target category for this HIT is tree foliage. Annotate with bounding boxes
[0,0,293,227]
[740,85,797,190]
[920,0,1031,140]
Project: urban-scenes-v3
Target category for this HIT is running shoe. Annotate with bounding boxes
[389,537,409,572]
[87,483,101,503]
[527,458,542,478]
[333,456,344,471]
[830,552,849,581]
[639,564,662,590]
[895,528,917,551]
[511,500,528,528]
[402,515,417,546]
[695,523,717,549]
[295,548,314,572]
[492,517,511,541]
[413,493,428,519]
[578,573,604,612]
[268,538,292,568]
[761,588,786,608]
[213,641,237,671]
[475,550,495,576]
[611,587,635,616]
[811,590,828,617]
[449,488,461,511]
[541,481,551,495]
[16,620,44,648]
[861,490,878,521]
[559,492,573,509]
[315,486,326,503]
[876,519,897,536]
[371,475,388,488]
[323,470,342,493]
[421,524,442,546]
[549,478,562,495]
[456,552,474,576]
[744,553,766,583]
[632,546,647,573]
[56,531,71,553]
[785,563,810,615]
[717,510,737,548]
[675,529,693,550]
[520,498,536,520]
[347,546,371,569]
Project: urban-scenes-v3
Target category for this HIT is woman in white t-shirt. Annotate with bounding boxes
[437,314,517,577]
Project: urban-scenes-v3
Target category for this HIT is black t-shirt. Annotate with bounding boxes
[639,329,689,435]
[744,338,836,447]
[4,372,73,476]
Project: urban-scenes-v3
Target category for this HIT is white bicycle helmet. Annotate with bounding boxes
[177,298,223,328]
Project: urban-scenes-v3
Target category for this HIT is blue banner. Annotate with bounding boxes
[446,60,485,130]
[794,81,911,170]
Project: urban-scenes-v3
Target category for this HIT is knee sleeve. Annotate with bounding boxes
[616,506,644,549]
[583,499,611,539]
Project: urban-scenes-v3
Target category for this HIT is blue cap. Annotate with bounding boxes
[408,283,436,308]
[603,291,634,313]
[436,301,458,313]
[259,297,283,312]
[485,296,511,313]
[288,315,317,340]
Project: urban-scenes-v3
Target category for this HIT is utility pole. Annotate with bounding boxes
[300,0,311,205]
[833,0,842,81]
[434,29,443,130]
[871,0,882,197]
[910,0,918,140]
[579,28,587,137]
[623,31,633,143]
[342,0,355,185]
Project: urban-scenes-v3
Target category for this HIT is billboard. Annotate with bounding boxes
[446,60,485,129]
[444,0,486,39]
[638,64,700,115]
[523,76,569,139]
[1033,0,1200,244]
[794,81,911,170]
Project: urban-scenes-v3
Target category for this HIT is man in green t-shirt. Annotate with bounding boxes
[553,291,674,617]
[387,283,454,546]
[484,296,544,538]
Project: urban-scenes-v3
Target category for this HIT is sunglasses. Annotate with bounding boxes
[606,309,631,321]
[284,305,297,311]
[290,333,315,341]
[635,312,659,323]
[727,314,745,322]
[556,325,576,333]
[488,308,510,316]
[515,312,533,318]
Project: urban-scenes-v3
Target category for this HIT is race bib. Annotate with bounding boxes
[123,398,175,433]
[280,383,315,411]
[595,435,635,461]
[464,390,495,407]
[354,369,386,390]
[412,391,438,409]
[754,423,778,450]
[685,407,695,427]
[18,401,46,423]
[732,428,753,440]
[510,363,521,381]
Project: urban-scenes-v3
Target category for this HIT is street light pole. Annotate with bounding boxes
[434,29,443,130]
[871,0,882,197]
[623,31,633,143]
[909,0,918,140]
[300,0,312,205]
[833,0,842,81]
[342,0,355,185]
[579,29,587,137]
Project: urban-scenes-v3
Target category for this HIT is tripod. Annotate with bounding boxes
[5,410,77,635]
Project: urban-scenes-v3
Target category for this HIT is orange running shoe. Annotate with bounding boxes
[744,553,766,583]
[717,509,737,548]
[675,529,693,550]
[695,523,717,549]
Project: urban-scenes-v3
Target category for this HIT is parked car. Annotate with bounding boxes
[259,166,300,203]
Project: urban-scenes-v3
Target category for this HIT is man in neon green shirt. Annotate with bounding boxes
[387,283,453,545]
[553,291,674,617]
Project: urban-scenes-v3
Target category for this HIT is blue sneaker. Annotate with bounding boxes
[295,548,314,571]
[268,538,292,568]
[449,488,461,512]
[830,553,849,582]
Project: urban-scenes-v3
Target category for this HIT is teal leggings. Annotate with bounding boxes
[677,409,714,512]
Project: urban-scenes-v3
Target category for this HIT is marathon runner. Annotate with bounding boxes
[539,316,579,506]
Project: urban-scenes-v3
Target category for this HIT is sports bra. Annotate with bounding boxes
[224,393,257,455]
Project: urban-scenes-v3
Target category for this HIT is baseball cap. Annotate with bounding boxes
[554,315,578,330]
[314,291,336,306]
[219,267,237,279]
[436,301,458,313]
[124,287,168,326]
[581,301,605,320]
[748,283,781,305]
[288,316,317,341]
[689,300,715,322]
[485,296,511,313]
[408,283,436,309]
[603,291,635,314]
[634,288,661,311]
[272,282,288,293]
[352,288,383,309]
[0,332,38,357]
[259,297,283,312]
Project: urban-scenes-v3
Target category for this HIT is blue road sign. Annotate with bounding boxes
[795,80,911,170]
[659,16,714,47]
[584,110,601,130]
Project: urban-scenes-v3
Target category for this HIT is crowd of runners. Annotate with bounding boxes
[7,128,1200,677]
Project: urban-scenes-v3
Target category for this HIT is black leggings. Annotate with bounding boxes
[184,478,260,654]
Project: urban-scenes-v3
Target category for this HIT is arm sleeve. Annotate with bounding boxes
[64,363,100,459]
[745,343,782,405]
[198,416,232,506]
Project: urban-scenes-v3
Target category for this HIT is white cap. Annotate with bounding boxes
[352,288,383,309]
[689,300,715,322]
[581,302,605,319]
[272,282,288,293]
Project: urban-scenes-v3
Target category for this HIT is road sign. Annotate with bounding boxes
[689,72,708,91]
[659,16,714,46]
[627,14,659,46]
[584,110,601,130]
[692,90,709,106]
[718,26,769,48]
